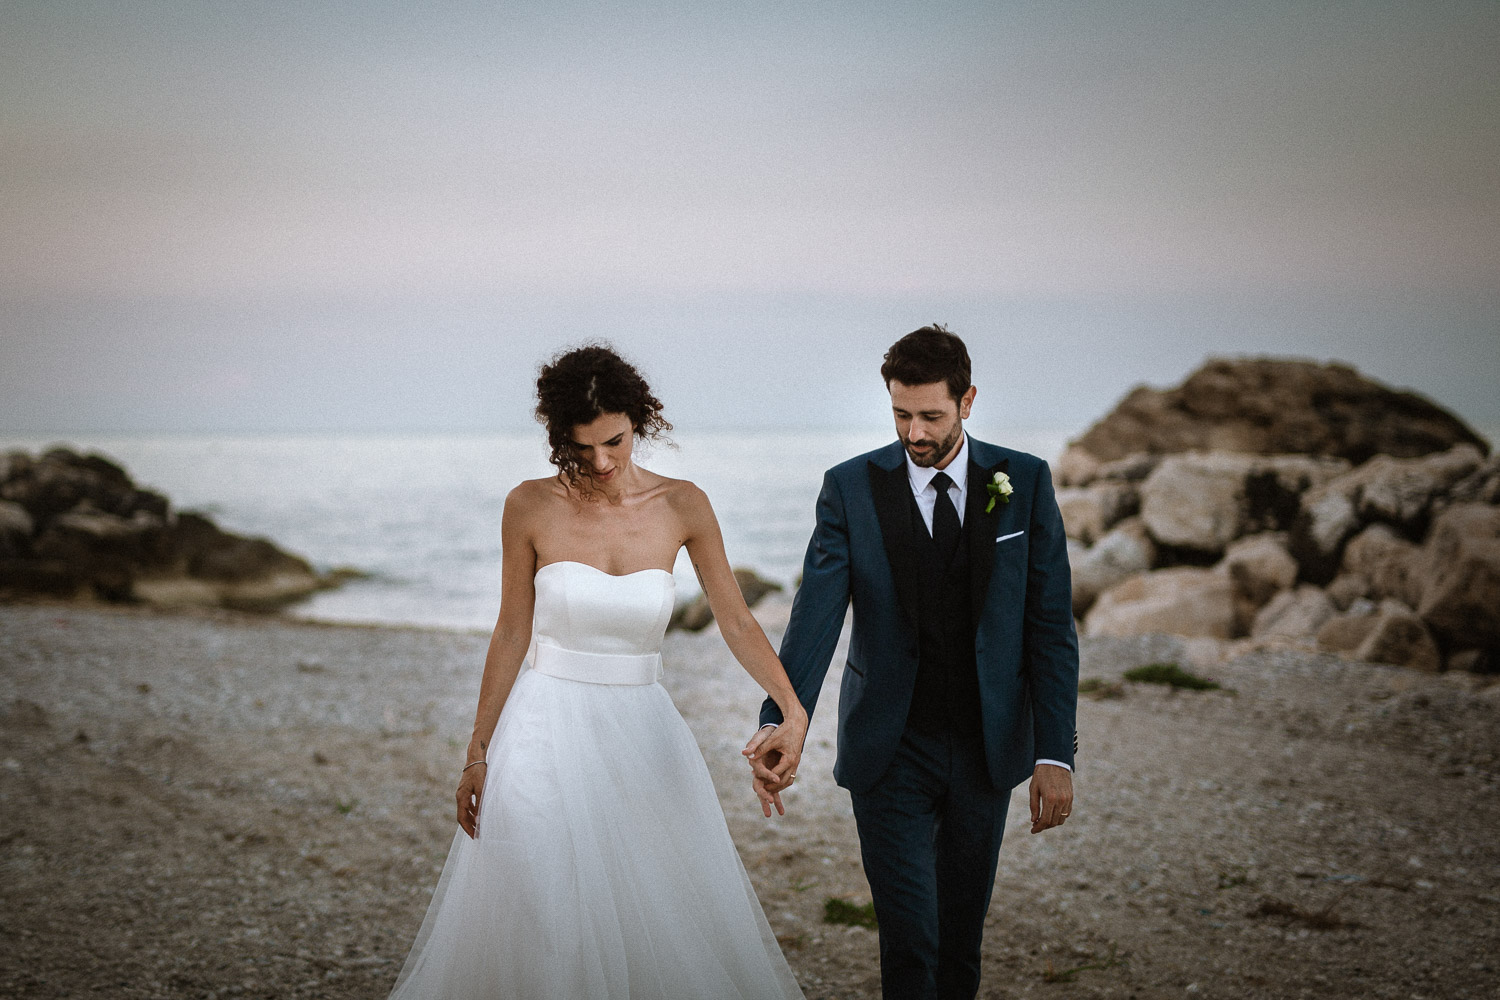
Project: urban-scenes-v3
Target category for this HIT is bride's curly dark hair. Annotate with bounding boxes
[535,343,671,489]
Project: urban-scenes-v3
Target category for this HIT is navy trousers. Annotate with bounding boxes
[849,725,1010,1000]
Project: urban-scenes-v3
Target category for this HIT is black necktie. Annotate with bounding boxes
[930,471,961,564]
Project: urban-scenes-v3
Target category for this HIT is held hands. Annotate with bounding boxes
[742,712,808,818]
[1029,762,1074,834]
[456,762,487,839]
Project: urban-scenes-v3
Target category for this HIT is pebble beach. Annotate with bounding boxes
[3,596,1499,998]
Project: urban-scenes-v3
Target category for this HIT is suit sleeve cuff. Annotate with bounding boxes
[1035,758,1072,771]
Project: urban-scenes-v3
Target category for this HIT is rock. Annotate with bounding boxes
[1139,453,1257,556]
[1066,358,1488,465]
[1316,610,1379,654]
[1219,533,1298,631]
[0,450,27,484]
[1244,456,1352,536]
[1448,454,1500,505]
[1354,600,1442,672]
[1353,444,1484,530]
[0,500,34,557]
[1070,518,1157,617]
[1288,483,1361,584]
[1325,573,1371,611]
[0,558,84,597]
[1054,446,1101,487]
[1056,482,1138,545]
[1252,585,1336,641]
[1412,504,1500,649]
[1288,445,1485,583]
[0,448,345,611]
[1445,649,1495,674]
[1095,453,1163,484]
[668,568,784,632]
[1341,524,1422,607]
[1084,567,1236,639]
[0,447,167,527]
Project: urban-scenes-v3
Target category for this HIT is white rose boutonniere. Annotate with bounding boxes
[984,471,1013,513]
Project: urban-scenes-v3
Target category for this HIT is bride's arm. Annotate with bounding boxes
[456,484,539,837]
[678,485,808,790]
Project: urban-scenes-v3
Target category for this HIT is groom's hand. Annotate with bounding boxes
[1029,763,1074,834]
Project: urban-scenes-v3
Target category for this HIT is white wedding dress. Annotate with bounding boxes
[389,560,805,999]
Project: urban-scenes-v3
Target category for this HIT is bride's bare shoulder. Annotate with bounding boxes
[505,476,566,515]
[657,475,713,519]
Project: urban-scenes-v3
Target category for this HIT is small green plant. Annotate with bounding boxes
[823,898,878,930]
[1122,662,1220,691]
[335,799,358,815]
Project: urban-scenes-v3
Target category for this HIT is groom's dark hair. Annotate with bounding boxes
[881,325,972,403]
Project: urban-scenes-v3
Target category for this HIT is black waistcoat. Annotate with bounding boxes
[905,491,982,737]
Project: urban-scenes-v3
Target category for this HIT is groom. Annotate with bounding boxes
[747,325,1078,1000]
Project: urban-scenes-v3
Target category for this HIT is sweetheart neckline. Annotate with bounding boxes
[535,559,675,580]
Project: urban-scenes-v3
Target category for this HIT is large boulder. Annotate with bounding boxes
[1251,584,1337,641]
[1317,600,1441,671]
[1340,524,1422,607]
[1288,444,1487,584]
[1055,482,1138,545]
[1219,532,1298,631]
[1353,445,1484,530]
[1066,358,1488,466]
[1084,567,1236,639]
[1414,504,1500,649]
[1069,517,1157,616]
[1139,453,1257,556]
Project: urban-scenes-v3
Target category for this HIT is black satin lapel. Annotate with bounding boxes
[968,457,1008,621]
[868,460,921,625]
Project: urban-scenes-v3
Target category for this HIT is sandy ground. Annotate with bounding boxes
[2,597,1499,1000]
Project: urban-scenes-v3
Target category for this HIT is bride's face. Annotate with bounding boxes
[569,411,636,485]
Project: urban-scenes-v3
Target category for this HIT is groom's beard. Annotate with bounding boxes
[902,424,963,468]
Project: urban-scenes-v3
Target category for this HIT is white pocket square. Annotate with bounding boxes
[996,530,1025,543]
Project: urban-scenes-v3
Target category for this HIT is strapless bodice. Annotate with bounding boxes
[528,561,676,685]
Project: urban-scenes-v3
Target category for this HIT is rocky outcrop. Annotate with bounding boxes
[1060,358,1488,471]
[0,447,346,611]
[1060,359,1494,672]
[668,568,783,632]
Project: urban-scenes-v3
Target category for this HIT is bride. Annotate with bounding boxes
[388,344,809,999]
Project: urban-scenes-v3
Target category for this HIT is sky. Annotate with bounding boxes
[2,0,1497,438]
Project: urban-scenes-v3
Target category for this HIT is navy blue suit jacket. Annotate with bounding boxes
[760,437,1078,794]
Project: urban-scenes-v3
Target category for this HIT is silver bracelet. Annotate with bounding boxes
[462,759,487,771]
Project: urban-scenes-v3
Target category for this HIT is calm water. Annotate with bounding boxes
[2,430,1073,630]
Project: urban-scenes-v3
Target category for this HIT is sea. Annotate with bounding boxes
[1,429,1074,632]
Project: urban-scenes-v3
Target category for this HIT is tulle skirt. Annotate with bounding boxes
[389,667,805,999]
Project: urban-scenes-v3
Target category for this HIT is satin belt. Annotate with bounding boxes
[531,642,663,686]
